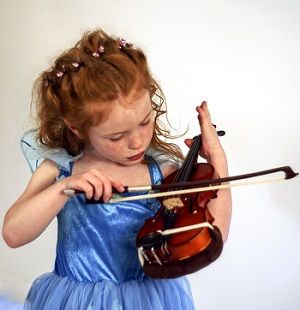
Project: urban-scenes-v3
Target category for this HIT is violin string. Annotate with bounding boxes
[169,135,201,200]
[109,175,286,203]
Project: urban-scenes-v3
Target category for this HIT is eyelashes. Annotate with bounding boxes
[109,135,124,142]
[140,118,151,126]
[108,118,151,142]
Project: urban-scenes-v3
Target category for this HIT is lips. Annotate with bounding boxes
[127,151,145,161]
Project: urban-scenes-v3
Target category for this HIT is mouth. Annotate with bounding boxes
[127,151,145,161]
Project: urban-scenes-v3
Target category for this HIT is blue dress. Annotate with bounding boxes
[21,130,195,310]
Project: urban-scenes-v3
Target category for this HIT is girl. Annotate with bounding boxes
[3,29,231,309]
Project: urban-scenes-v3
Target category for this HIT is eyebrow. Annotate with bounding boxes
[104,109,152,137]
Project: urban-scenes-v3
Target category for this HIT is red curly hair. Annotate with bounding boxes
[32,29,183,160]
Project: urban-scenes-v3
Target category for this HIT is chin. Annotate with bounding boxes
[121,158,144,166]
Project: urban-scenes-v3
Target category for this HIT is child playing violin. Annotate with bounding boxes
[3,29,231,309]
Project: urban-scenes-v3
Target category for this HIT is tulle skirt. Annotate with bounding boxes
[24,272,195,310]
[0,296,23,310]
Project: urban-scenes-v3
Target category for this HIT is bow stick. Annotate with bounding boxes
[63,166,298,203]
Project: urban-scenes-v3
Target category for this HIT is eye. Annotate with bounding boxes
[140,118,151,126]
[109,134,124,142]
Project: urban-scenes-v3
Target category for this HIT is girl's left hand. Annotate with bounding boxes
[184,101,224,161]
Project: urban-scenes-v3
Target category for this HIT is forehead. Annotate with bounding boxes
[91,90,152,135]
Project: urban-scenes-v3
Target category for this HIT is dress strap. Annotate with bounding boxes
[145,156,164,185]
[57,162,74,179]
[145,148,182,185]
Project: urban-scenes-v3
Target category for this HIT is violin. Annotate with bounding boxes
[136,132,224,279]
[64,130,298,279]
[133,132,298,279]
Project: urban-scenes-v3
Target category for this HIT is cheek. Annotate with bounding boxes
[146,123,154,140]
[142,121,154,136]
[101,141,125,155]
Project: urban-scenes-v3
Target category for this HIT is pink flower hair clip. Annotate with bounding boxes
[56,71,64,78]
[56,65,66,78]
[71,60,84,71]
[92,45,105,58]
[119,38,127,49]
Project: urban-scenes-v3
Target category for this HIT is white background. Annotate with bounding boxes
[0,1,299,309]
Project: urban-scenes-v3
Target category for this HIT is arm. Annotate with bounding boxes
[3,159,124,248]
[3,160,69,248]
[205,148,232,242]
[185,102,232,242]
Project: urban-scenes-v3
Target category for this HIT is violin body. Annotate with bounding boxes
[136,160,224,279]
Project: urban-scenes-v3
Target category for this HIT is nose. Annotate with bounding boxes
[128,130,143,150]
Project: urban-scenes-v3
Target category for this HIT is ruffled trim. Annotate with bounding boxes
[24,272,194,310]
[20,129,82,173]
[20,129,181,174]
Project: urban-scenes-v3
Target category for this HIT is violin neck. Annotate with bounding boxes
[175,135,202,183]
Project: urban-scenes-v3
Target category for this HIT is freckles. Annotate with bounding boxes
[111,145,122,153]
[104,142,123,154]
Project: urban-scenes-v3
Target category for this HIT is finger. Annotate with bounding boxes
[184,138,194,148]
[196,101,213,127]
[84,174,102,200]
[198,101,211,118]
[111,179,125,193]
[102,178,125,202]
[91,171,124,202]
[77,180,96,200]
[64,176,94,199]
[197,104,220,142]
[90,176,105,201]
[101,178,113,202]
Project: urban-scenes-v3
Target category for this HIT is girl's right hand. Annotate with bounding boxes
[63,169,124,202]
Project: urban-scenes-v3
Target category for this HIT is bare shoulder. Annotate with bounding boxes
[16,159,60,203]
[32,159,60,180]
[160,165,177,178]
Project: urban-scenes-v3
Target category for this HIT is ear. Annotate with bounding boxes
[64,120,82,138]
